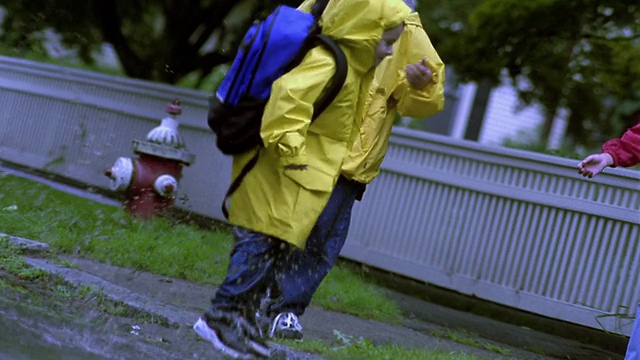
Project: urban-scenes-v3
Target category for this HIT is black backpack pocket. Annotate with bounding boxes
[208,96,267,155]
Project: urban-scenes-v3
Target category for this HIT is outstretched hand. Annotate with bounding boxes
[405,58,433,90]
[577,153,613,178]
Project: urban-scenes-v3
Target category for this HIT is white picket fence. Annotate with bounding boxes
[1,56,638,336]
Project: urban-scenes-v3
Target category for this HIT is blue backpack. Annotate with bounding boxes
[207,0,347,155]
[207,0,348,218]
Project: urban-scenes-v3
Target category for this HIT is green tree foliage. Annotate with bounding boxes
[419,0,640,146]
[0,0,297,86]
[2,0,638,146]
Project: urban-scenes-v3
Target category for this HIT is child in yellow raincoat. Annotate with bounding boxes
[193,0,411,358]
[259,0,446,341]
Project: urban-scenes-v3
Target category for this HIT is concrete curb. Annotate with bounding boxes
[1,233,50,252]
[23,255,322,360]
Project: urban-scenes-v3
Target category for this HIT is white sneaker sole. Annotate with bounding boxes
[193,318,253,360]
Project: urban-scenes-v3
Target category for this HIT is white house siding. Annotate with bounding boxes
[478,80,568,149]
[450,83,477,140]
[418,74,568,150]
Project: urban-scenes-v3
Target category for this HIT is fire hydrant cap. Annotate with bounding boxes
[166,99,182,115]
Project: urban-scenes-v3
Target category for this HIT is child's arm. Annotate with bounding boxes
[577,122,640,177]
[602,122,640,168]
[393,26,445,119]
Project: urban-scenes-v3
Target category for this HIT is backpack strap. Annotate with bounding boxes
[308,1,348,117]
[221,150,259,219]
[312,34,347,120]
[311,0,330,19]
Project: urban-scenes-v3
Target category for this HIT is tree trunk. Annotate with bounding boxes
[464,79,492,141]
[540,95,562,149]
[541,109,555,149]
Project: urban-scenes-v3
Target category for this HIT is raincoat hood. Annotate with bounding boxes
[301,0,411,75]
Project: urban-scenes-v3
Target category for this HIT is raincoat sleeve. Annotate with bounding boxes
[602,122,640,168]
[392,24,445,119]
[260,50,335,167]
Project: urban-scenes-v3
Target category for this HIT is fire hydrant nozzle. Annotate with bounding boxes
[105,157,134,192]
[154,174,178,198]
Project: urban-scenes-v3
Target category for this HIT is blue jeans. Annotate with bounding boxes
[267,176,361,316]
[209,227,295,316]
[626,303,640,359]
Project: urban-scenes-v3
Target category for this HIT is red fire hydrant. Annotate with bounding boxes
[105,99,195,218]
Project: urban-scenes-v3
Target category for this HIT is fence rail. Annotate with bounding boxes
[1,56,638,336]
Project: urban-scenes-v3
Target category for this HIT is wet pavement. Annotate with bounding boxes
[0,292,132,360]
[11,251,623,360]
[0,164,628,359]
[0,313,104,360]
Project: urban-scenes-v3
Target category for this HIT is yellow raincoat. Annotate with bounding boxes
[228,0,411,248]
[342,12,446,184]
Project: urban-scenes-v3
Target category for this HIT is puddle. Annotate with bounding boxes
[0,314,106,360]
[0,293,208,360]
[0,293,110,360]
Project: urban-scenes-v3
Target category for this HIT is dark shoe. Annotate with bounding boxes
[241,316,271,358]
[194,311,270,359]
[256,289,278,337]
[255,309,271,338]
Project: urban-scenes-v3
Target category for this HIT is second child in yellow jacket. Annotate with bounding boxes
[260,0,446,341]
[344,10,445,184]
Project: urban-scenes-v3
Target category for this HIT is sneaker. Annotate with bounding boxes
[194,311,270,359]
[268,312,303,341]
[193,317,251,359]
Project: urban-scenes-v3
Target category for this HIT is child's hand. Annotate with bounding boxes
[405,58,433,89]
[577,153,614,178]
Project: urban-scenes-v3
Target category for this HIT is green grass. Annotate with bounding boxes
[279,332,497,360]
[0,173,232,285]
[0,237,48,281]
[0,172,507,359]
[432,329,512,356]
[313,265,403,323]
[0,172,401,322]
[327,344,489,360]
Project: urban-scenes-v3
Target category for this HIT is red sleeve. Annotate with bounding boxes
[602,122,640,167]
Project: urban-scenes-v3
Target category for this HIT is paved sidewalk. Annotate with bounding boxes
[22,253,624,360]
[0,164,626,360]
[1,164,627,359]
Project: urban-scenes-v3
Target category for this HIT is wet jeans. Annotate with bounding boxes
[210,227,295,317]
[626,302,640,359]
[209,176,362,318]
[268,175,361,316]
